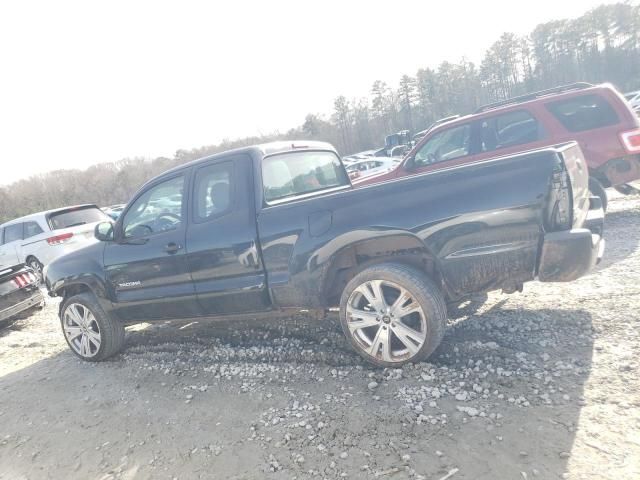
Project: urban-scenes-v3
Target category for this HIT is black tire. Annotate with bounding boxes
[339,263,447,368]
[589,178,608,212]
[446,293,488,319]
[26,257,44,283]
[60,292,125,362]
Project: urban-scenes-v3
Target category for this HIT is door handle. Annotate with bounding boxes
[164,242,182,254]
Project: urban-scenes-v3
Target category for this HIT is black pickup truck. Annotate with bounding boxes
[45,141,604,367]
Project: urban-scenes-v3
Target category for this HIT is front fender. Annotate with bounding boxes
[45,243,110,310]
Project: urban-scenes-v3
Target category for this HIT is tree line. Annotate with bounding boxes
[1,2,638,223]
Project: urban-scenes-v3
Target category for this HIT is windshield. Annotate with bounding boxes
[47,206,111,230]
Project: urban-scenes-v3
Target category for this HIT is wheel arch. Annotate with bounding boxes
[59,283,94,299]
[55,276,111,316]
[320,233,444,307]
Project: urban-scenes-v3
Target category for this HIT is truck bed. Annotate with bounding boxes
[256,142,599,307]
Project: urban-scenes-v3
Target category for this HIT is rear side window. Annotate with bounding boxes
[4,223,23,243]
[193,162,233,222]
[480,110,542,152]
[23,221,44,239]
[546,94,619,132]
[262,151,349,203]
[48,206,110,230]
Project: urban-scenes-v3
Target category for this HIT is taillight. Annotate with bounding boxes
[620,129,640,153]
[47,232,74,245]
[547,164,573,231]
[13,273,35,288]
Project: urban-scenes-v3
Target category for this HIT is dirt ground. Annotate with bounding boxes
[1,194,639,480]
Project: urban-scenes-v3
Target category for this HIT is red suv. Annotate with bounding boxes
[355,82,640,209]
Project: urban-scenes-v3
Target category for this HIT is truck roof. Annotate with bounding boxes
[154,140,337,184]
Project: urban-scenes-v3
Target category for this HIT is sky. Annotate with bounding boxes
[0,0,614,185]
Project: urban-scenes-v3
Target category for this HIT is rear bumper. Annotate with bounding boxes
[0,289,44,322]
[537,201,605,282]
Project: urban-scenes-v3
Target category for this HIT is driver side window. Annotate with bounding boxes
[123,175,184,238]
[414,124,471,167]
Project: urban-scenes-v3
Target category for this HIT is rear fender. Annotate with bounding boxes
[317,231,443,306]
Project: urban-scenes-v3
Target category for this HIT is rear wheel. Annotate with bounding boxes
[339,263,447,368]
[589,178,608,212]
[60,293,125,361]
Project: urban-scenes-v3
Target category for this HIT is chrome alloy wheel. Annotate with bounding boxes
[345,280,427,363]
[63,303,102,358]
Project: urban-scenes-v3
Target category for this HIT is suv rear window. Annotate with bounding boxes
[48,206,110,230]
[546,94,619,132]
[262,151,349,203]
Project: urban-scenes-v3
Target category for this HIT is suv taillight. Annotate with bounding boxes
[13,272,36,288]
[620,129,640,153]
[47,232,74,245]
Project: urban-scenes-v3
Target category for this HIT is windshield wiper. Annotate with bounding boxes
[65,222,87,228]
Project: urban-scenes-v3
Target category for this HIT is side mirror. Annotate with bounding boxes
[94,222,114,242]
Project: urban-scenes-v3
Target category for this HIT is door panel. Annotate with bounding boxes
[104,172,201,321]
[185,154,270,315]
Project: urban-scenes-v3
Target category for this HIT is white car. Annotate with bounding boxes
[342,150,377,164]
[345,158,400,180]
[0,204,112,277]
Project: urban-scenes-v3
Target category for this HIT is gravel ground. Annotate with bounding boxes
[1,194,639,480]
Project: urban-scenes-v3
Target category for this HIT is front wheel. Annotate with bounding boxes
[339,263,447,368]
[60,293,125,361]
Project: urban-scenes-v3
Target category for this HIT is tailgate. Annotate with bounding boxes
[556,142,590,228]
